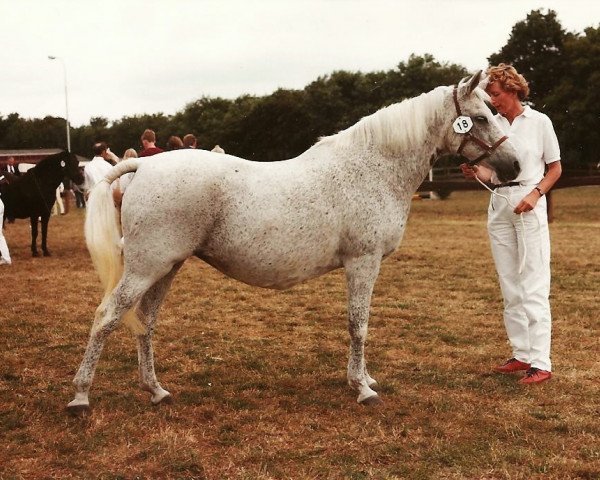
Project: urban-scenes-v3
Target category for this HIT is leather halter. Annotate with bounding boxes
[452,86,508,166]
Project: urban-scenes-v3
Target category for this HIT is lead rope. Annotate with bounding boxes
[474,176,527,274]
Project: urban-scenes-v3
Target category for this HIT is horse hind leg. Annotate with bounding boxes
[67,272,160,414]
[41,214,51,256]
[136,262,183,406]
[344,255,382,405]
[30,216,39,256]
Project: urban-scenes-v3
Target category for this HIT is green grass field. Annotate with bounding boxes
[0,187,598,479]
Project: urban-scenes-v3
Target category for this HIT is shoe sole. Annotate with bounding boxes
[493,367,530,374]
[519,376,552,385]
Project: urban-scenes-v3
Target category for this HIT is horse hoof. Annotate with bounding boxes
[66,403,90,416]
[359,394,383,407]
[43,251,52,257]
[32,252,39,257]
[151,392,173,406]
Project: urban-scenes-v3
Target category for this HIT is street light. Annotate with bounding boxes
[48,55,71,152]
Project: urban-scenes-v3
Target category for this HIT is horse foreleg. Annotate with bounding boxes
[136,263,183,405]
[344,255,382,405]
[40,214,51,256]
[67,275,154,414]
[30,216,39,256]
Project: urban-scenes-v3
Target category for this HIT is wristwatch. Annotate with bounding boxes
[534,186,544,196]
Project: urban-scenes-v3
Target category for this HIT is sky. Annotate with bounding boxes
[1,0,598,127]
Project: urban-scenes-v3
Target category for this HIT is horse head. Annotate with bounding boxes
[447,71,521,183]
[62,151,85,185]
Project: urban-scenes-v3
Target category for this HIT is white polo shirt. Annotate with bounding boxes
[83,156,113,192]
[493,105,561,185]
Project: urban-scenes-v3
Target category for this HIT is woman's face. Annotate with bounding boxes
[486,82,520,117]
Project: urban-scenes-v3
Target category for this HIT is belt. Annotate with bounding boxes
[492,182,521,189]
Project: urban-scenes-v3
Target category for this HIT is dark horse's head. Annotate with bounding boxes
[32,150,84,185]
[60,151,85,185]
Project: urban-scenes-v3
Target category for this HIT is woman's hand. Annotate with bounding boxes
[460,163,493,182]
[514,190,541,214]
[460,163,478,178]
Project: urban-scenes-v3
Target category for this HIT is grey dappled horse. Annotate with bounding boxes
[68,72,520,413]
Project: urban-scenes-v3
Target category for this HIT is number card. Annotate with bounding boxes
[452,116,473,134]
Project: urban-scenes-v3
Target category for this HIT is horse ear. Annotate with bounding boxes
[458,71,483,96]
[467,71,483,94]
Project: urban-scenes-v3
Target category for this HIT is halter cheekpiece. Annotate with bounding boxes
[452,86,508,166]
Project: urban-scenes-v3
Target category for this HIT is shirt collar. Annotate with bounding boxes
[520,105,533,117]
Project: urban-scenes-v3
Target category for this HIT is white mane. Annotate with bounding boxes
[319,86,450,155]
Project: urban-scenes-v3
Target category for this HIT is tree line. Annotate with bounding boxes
[0,10,597,170]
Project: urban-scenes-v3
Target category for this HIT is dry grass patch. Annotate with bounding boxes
[0,188,598,479]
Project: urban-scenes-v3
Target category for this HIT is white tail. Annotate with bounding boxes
[84,159,145,334]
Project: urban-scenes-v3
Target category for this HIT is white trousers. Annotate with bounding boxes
[487,186,552,371]
[52,188,65,216]
[0,198,11,263]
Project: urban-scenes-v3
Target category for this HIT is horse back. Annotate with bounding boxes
[1,174,56,219]
[120,151,406,289]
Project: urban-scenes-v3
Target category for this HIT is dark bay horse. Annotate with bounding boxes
[0,151,84,256]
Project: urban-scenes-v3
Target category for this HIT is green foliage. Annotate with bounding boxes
[102,113,172,157]
[0,11,597,171]
[489,9,599,169]
[0,114,67,150]
[488,9,571,102]
[0,54,466,161]
[543,26,600,168]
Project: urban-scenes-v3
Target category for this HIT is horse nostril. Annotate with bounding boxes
[513,161,521,174]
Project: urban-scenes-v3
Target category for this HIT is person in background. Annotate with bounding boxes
[183,134,197,149]
[139,129,164,157]
[84,142,116,197]
[0,180,11,265]
[61,176,73,214]
[460,63,562,385]
[166,135,184,150]
[72,171,86,208]
[122,148,138,160]
[52,183,65,216]
[113,148,138,206]
[1,156,21,177]
[105,148,120,165]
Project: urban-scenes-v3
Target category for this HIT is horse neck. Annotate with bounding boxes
[325,87,451,172]
[361,87,454,191]
[33,159,63,188]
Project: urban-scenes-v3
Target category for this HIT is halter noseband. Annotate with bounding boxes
[452,86,508,166]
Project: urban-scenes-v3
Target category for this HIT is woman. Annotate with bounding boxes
[112,148,138,206]
[0,194,12,265]
[461,64,562,384]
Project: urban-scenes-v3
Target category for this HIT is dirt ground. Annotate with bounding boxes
[0,187,598,479]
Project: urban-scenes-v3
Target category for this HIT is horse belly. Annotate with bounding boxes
[198,234,343,290]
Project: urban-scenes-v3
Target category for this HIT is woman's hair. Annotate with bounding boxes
[123,148,138,160]
[486,63,530,100]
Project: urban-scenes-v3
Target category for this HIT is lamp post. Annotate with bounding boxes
[48,55,71,152]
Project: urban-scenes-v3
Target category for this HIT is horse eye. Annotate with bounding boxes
[473,115,488,122]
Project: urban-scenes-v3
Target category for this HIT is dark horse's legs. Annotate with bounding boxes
[30,216,39,257]
[30,213,52,257]
[40,213,51,256]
